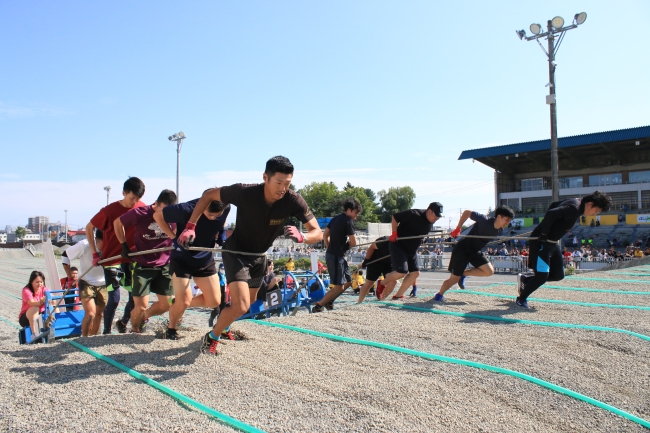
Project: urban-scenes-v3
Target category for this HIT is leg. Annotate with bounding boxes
[438,274,461,296]
[378,271,405,299]
[80,298,97,337]
[393,271,420,298]
[120,291,134,325]
[103,288,120,333]
[519,242,555,301]
[26,306,41,336]
[464,262,494,277]
[188,274,222,308]
[130,295,149,332]
[315,284,345,307]
[144,295,170,320]
[546,249,565,282]
[168,276,192,330]
[211,281,252,335]
[357,280,376,303]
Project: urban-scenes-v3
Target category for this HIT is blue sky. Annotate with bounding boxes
[1,1,649,230]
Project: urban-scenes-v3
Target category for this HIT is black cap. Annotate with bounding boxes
[428,202,444,217]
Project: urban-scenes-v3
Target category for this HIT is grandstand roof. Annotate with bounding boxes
[458,125,650,161]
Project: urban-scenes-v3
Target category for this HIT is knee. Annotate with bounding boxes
[411,271,420,278]
[485,268,495,276]
[232,300,250,315]
[86,313,96,322]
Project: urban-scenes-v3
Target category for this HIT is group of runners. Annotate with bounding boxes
[50,154,613,354]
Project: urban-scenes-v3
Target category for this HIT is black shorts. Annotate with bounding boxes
[222,252,267,288]
[448,249,490,276]
[389,242,419,274]
[170,258,217,279]
[325,253,352,285]
[366,259,392,281]
[19,312,30,328]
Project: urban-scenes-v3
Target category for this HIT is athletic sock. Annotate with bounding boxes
[223,326,231,333]
[209,331,220,341]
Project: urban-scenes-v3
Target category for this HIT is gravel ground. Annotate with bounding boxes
[0,256,648,432]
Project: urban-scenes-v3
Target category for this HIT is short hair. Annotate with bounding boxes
[358,270,363,276]
[70,266,78,272]
[156,189,177,206]
[495,205,515,219]
[95,229,103,240]
[265,156,294,177]
[123,177,145,198]
[207,201,227,213]
[343,197,363,213]
[580,191,612,213]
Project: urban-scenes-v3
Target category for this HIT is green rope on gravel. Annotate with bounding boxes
[0,316,265,433]
[379,302,650,342]
[611,273,650,277]
[448,290,650,310]
[252,321,650,429]
[565,277,650,284]
[496,282,650,295]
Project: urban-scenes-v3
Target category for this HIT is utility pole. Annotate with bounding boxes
[104,186,111,205]
[64,210,68,243]
[168,132,186,201]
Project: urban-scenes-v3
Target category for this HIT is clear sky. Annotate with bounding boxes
[1,1,648,230]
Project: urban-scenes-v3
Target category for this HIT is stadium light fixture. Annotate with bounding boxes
[529,23,542,35]
[574,12,587,25]
[516,29,526,40]
[168,131,186,201]
[551,16,565,29]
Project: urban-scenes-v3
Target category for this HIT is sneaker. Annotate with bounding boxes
[201,332,219,355]
[517,273,524,297]
[116,319,127,334]
[433,293,444,302]
[312,303,324,313]
[221,330,236,341]
[324,301,334,311]
[139,319,149,333]
[458,276,467,290]
[391,295,405,300]
[515,297,530,309]
[160,328,180,340]
[376,281,385,300]
[129,329,141,334]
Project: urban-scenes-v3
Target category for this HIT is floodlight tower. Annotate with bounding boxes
[516,12,588,202]
[103,186,111,205]
[168,132,186,201]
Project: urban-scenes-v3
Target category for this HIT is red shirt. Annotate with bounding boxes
[91,200,146,266]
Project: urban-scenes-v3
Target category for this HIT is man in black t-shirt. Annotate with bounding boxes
[356,236,392,303]
[516,191,611,309]
[432,206,514,302]
[378,202,443,300]
[178,156,323,355]
[312,198,362,313]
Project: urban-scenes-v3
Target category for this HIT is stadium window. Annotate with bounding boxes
[629,170,650,184]
[559,176,583,189]
[588,173,622,186]
[520,178,544,191]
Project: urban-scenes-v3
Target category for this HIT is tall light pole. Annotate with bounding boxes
[64,210,68,243]
[517,12,587,202]
[103,186,111,205]
[168,131,186,201]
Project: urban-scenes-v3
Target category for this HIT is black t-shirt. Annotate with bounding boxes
[220,183,315,253]
[370,236,391,263]
[531,198,581,241]
[326,213,355,257]
[256,272,278,301]
[393,209,433,254]
[163,199,230,267]
[454,211,502,255]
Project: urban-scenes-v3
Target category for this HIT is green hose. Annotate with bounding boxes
[0,316,265,433]
[379,302,650,342]
[448,290,650,310]
[253,321,650,429]
[497,282,650,295]
[566,277,650,284]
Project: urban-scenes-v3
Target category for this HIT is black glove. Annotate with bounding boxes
[120,243,131,260]
[361,258,369,269]
[538,233,548,243]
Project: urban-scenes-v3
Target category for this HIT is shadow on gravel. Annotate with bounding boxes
[4,334,205,384]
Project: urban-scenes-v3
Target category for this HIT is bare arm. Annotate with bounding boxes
[348,234,357,247]
[114,217,126,244]
[187,188,222,225]
[153,208,176,240]
[323,227,330,249]
[85,222,97,254]
[391,216,398,233]
[456,210,473,230]
[302,219,323,244]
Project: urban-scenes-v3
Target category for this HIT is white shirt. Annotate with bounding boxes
[65,240,106,286]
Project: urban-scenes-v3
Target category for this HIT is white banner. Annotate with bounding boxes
[637,214,650,224]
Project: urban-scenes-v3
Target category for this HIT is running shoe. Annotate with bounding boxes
[116,319,127,334]
[409,287,418,297]
[458,276,467,290]
[324,301,334,311]
[433,293,444,302]
[312,303,324,313]
[160,328,180,340]
[515,297,530,309]
[391,295,405,300]
[201,332,220,355]
[375,280,385,300]
[129,329,141,334]
[221,329,236,341]
[139,319,149,333]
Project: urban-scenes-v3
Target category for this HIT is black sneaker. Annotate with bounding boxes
[201,332,220,355]
[458,276,467,290]
[160,328,180,340]
[324,301,334,311]
[116,320,127,334]
[312,303,324,313]
[515,297,530,309]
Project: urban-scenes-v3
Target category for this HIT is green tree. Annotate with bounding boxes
[297,182,341,217]
[15,226,26,240]
[377,186,416,222]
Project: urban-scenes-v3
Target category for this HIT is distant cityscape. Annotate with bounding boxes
[0,216,86,245]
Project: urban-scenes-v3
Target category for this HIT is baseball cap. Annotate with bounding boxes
[218,263,225,269]
[428,202,444,217]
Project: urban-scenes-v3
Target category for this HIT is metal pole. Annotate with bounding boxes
[64,210,68,243]
[176,141,181,202]
[547,20,560,202]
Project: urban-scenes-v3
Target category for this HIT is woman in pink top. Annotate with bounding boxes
[19,271,50,336]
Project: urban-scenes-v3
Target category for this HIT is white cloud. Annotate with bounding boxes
[0,102,71,118]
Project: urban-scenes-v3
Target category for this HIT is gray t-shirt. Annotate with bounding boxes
[455,212,502,255]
